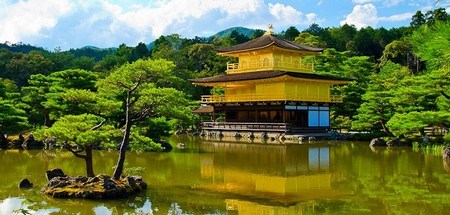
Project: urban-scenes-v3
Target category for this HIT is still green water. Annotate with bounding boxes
[1,135,450,214]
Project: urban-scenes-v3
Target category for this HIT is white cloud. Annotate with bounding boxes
[352,0,403,7]
[305,13,324,24]
[379,12,414,21]
[352,0,374,3]
[341,4,378,28]
[268,3,302,23]
[0,0,323,49]
[341,3,412,28]
[97,0,265,39]
[0,0,73,43]
[383,0,403,7]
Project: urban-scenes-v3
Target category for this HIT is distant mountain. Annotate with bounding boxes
[1,27,261,58]
[211,27,260,38]
[0,42,48,53]
[146,41,155,51]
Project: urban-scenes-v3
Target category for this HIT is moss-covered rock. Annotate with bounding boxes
[41,174,147,199]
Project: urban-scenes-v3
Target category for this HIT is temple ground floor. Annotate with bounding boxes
[196,102,333,135]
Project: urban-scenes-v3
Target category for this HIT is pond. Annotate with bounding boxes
[1,135,450,214]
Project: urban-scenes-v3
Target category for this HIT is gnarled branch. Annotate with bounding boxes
[90,119,106,131]
[441,90,450,100]
[64,145,87,159]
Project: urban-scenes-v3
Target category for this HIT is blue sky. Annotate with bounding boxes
[0,0,448,50]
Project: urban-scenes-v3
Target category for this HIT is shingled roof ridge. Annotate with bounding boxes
[218,33,323,53]
[190,70,352,83]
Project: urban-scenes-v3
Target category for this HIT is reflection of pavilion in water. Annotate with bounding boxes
[199,142,348,214]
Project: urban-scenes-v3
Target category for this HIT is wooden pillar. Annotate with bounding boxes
[212,106,216,121]
[223,105,227,122]
[255,104,258,123]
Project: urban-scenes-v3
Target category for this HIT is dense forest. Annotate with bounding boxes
[1,8,449,153]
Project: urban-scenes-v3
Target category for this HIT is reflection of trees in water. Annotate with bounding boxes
[0,150,52,195]
[1,142,450,214]
[17,192,151,214]
[443,160,450,172]
[332,143,450,214]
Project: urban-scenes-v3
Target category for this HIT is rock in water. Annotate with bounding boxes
[386,139,399,147]
[443,147,450,160]
[46,168,66,181]
[22,134,44,149]
[41,174,147,199]
[19,178,33,189]
[369,138,386,147]
[160,140,173,152]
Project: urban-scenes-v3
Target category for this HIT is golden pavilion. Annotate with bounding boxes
[191,28,349,134]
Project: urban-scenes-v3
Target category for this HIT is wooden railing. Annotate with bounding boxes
[201,94,343,103]
[202,122,290,132]
[227,60,313,74]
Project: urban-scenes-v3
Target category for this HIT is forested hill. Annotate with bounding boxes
[0,42,47,53]
[0,7,449,145]
[212,26,258,38]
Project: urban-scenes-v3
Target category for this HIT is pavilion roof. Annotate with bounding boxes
[190,71,351,84]
[218,33,323,54]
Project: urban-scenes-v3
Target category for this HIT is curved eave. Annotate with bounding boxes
[218,44,322,57]
[191,74,351,87]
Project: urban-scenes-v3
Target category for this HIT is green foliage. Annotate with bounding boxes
[379,40,413,66]
[96,58,191,142]
[136,85,192,122]
[21,74,54,125]
[0,79,28,133]
[113,162,146,176]
[22,69,100,124]
[0,98,28,133]
[352,19,450,137]
[424,8,449,26]
[145,117,173,140]
[294,32,327,48]
[250,29,265,39]
[387,111,450,136]
[315,49,376,124]
[330,114,351,129]
[409,22,450,70]
[445,133,450,142]
[33,114,119,149]
[129,126,163,152]
[229,30,250,44]
[213,27,256,39]
[281,26,300,41]
[0,17,444,141]
[4,51,53,86]
[328,24,357,52]
[134,42,150,59]
[187,43,227,78]
[98,58,192,178]
[352,62,410,134]
[410,11,426,28]
[412,142,446,156]
[97,59,175,97]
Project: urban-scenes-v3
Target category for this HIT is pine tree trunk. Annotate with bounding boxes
[112,92,132,180]
[44,111,51,127]
[85,146,95,177]
[380,119,394,137]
